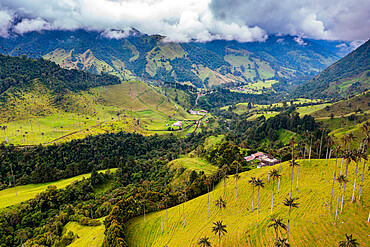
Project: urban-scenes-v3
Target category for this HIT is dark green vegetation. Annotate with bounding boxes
[0,54,120,122]
[0,54,120,95]
[294,39,370,99]
[0,30,343,89]
[0,132,205,187]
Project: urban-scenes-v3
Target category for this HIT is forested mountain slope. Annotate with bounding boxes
[0,30,343,89]
[293,39,370,99]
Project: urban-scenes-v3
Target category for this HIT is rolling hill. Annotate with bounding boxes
[0,55,198,145]
[0,30,343,89]
[125,158,370,246]
[293,39,370,99]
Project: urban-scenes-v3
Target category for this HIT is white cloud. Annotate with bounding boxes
[0,0,368,41]
[294,36,307,45]
[0,9,13,37]
[14,18,52,34]
[210,0,370,41]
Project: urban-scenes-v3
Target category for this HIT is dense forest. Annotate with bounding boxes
[0,54,120,98]
[292,39,370,99]
[0,132,206,188]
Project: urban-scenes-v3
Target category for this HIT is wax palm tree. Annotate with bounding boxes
[234,173,241,204]
[295,151,303,191]
[276,148,284,193]
[269,169,281,215]
[358,148,368,201]
[215,196,227,221]
[268,216,287,239]
[283,197,299,242]
[212,220,227,247]
[341,149,356,212]
[330,146,341,208]
[308,132,313,163]
[163,195,170,233]
[205,177,212,218]
[157,201,164,232]
[221,165,229,199]
[335,175,347,224]
[289,159,299,198]
[338,234,359,247]
[181,192,188,227]
[318,129,324,159]
[249,177,256,211]
[351,149,364,202]
[197,235,211,247]
[275,237,290,247]
[140,198,147,223]
[255,178,265,227]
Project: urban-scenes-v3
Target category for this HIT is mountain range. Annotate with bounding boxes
[293,39,370,99]
[0,30,349,89]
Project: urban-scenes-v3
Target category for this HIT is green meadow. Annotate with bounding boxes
[125,158,370,246]
[0,168,116,210]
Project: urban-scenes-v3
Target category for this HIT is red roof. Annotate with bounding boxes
[253,152,264,157]
[245,156,255,161]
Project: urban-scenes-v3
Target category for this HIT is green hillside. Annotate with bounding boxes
[294,39,370,99]
[0,55,202,145]
[0,30,342,89]
[126,158,370,246]
[0,168,116,210]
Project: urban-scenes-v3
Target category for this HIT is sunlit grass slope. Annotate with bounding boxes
[64,218,106,247]
[0,168,116,209]
[126,159,370,246]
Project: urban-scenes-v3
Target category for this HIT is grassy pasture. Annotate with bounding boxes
[0,169,116,209]
[0,80,199,145]
[126,158,370,246]
[63,218,106,247]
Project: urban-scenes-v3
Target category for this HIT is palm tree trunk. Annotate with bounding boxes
[268,165,271,182]
[161,210,163,232]
[277,155,282,193]
[251,187,254,212]
[256,187,260,227]
[351,159,360,202]
[219,234,221,247]
[334,185,342,224]
[10,163,17,196]
[340,158,344,174]
[207,187,210,218]
[144,202,146,223]
[220,206,223,221]
[324,146,329,165]
[319,132,323,159]
[183,203,185,227]
[309,137,312,162]
[368,211,370,222]
[290,164,294,198]
[224,177,226,199]
[330,156,338,208]
[296,160,300,191]
[235,179,238,204]
[358,159,366,201]
[340,161,350,212]
[287,207,292,241]
[213,180,215,201]
[166,205,168,233]
[179,203,181,223]
[271,181,275,216]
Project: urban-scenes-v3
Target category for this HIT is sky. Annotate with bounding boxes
[0,0,369,43]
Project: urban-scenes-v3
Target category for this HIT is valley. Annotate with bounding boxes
[0,17,369,247]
